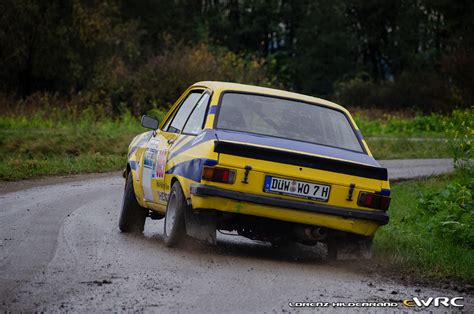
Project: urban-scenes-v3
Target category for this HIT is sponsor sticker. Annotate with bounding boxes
[155,149,168,179]
[148,138,160,149]
[143,149,156,169]
[159,192,169,202]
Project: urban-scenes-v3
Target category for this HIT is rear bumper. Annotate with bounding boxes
[190,184,389,226]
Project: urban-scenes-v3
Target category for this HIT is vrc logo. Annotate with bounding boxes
[403,297,464,308]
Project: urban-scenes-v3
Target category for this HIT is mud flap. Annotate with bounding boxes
[328,236,373,260]
[185,207,216,245]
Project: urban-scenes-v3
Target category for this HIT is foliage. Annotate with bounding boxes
[1,1,473,111]
[0,0,140,95]
[366,138,450,160]
[355,108,473,159]
[129,43,270,111]
[0,106,165,180]
[409,108,474,251]
[334,71,453,112]
[373,108,474,281]
[293,1,356,97]
[374,174,474,282]
[444,108,474,171]
[354,110,460,137]
[418,175,474,249]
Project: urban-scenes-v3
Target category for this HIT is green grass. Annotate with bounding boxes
[352,110,466,159]
[0,153,125,179]
[0,109,166,180]
[354,112,447,137]
[373,173,474,282]
[0,128,135,180]
[366,137,451,159]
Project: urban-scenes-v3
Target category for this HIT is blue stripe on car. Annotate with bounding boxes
[209,106,218,114]
[168,130,217,161]
[166,158,218,182]
[377,188,391,196]
[170,134,190,150]
[128,160,137,170]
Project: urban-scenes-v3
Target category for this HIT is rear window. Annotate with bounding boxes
[216,93,364,152]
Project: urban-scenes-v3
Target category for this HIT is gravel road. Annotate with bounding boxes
[1,158,469,312]
[379,158,453,180]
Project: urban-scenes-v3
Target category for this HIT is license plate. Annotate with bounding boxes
[263,176,331,202]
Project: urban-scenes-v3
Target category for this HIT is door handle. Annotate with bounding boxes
[167,139,175,145]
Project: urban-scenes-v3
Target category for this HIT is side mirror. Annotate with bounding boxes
[141,115,159,130]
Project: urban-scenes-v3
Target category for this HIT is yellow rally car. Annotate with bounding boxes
[119,81,390,259]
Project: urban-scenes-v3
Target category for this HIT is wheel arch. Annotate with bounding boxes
[169,175,192,199]
[126,160,139,181]
[170,176,179,188]
[125,160,147,208]
[126,162,132,176]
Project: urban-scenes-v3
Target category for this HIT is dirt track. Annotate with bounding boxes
[1,158,471,312]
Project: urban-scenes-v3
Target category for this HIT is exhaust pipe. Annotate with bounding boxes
[304,227,327,241]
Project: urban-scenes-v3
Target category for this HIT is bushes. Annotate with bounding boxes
[353,109,469,137]
[413,108,473,249]
[100,42,271,113]
[418,176,474,249]
[373,175,474,281]
[129,43,270,111]
[444,108,474,171]
[335,71,454,112]
[373,107,474,281]
[1,42,271,116]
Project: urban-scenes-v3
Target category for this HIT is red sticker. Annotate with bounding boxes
[155,149,167,179]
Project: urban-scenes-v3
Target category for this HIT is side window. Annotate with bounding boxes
[166,91,203,133]
[183,93,210,135]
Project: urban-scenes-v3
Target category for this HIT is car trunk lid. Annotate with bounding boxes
[213,130,387,206]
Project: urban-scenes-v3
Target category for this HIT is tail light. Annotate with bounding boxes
[202,166,236,184]
[358,192,391,211]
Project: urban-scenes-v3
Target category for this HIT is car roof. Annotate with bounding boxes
[193,81,348,113]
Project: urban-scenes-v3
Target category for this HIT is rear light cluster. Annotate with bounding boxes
[358,192,391,211]
[202,166,236,184]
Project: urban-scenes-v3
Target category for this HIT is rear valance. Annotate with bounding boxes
[214,141,388,181]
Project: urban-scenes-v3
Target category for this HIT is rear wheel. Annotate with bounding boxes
[118,172,147,233]
[163,181,187,247]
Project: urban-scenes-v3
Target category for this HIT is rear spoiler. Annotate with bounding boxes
[214,141,388,181]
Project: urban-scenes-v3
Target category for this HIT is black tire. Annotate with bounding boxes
[118,172,147,233]
[163,181,187,247]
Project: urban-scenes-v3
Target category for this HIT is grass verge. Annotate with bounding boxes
[0,110,165,180]
[366,137,451,159]
[373,173,474,283]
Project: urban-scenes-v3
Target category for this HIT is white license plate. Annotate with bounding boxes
[263,176,330,202]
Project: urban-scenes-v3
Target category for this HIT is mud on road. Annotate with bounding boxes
[0,159,471,312]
